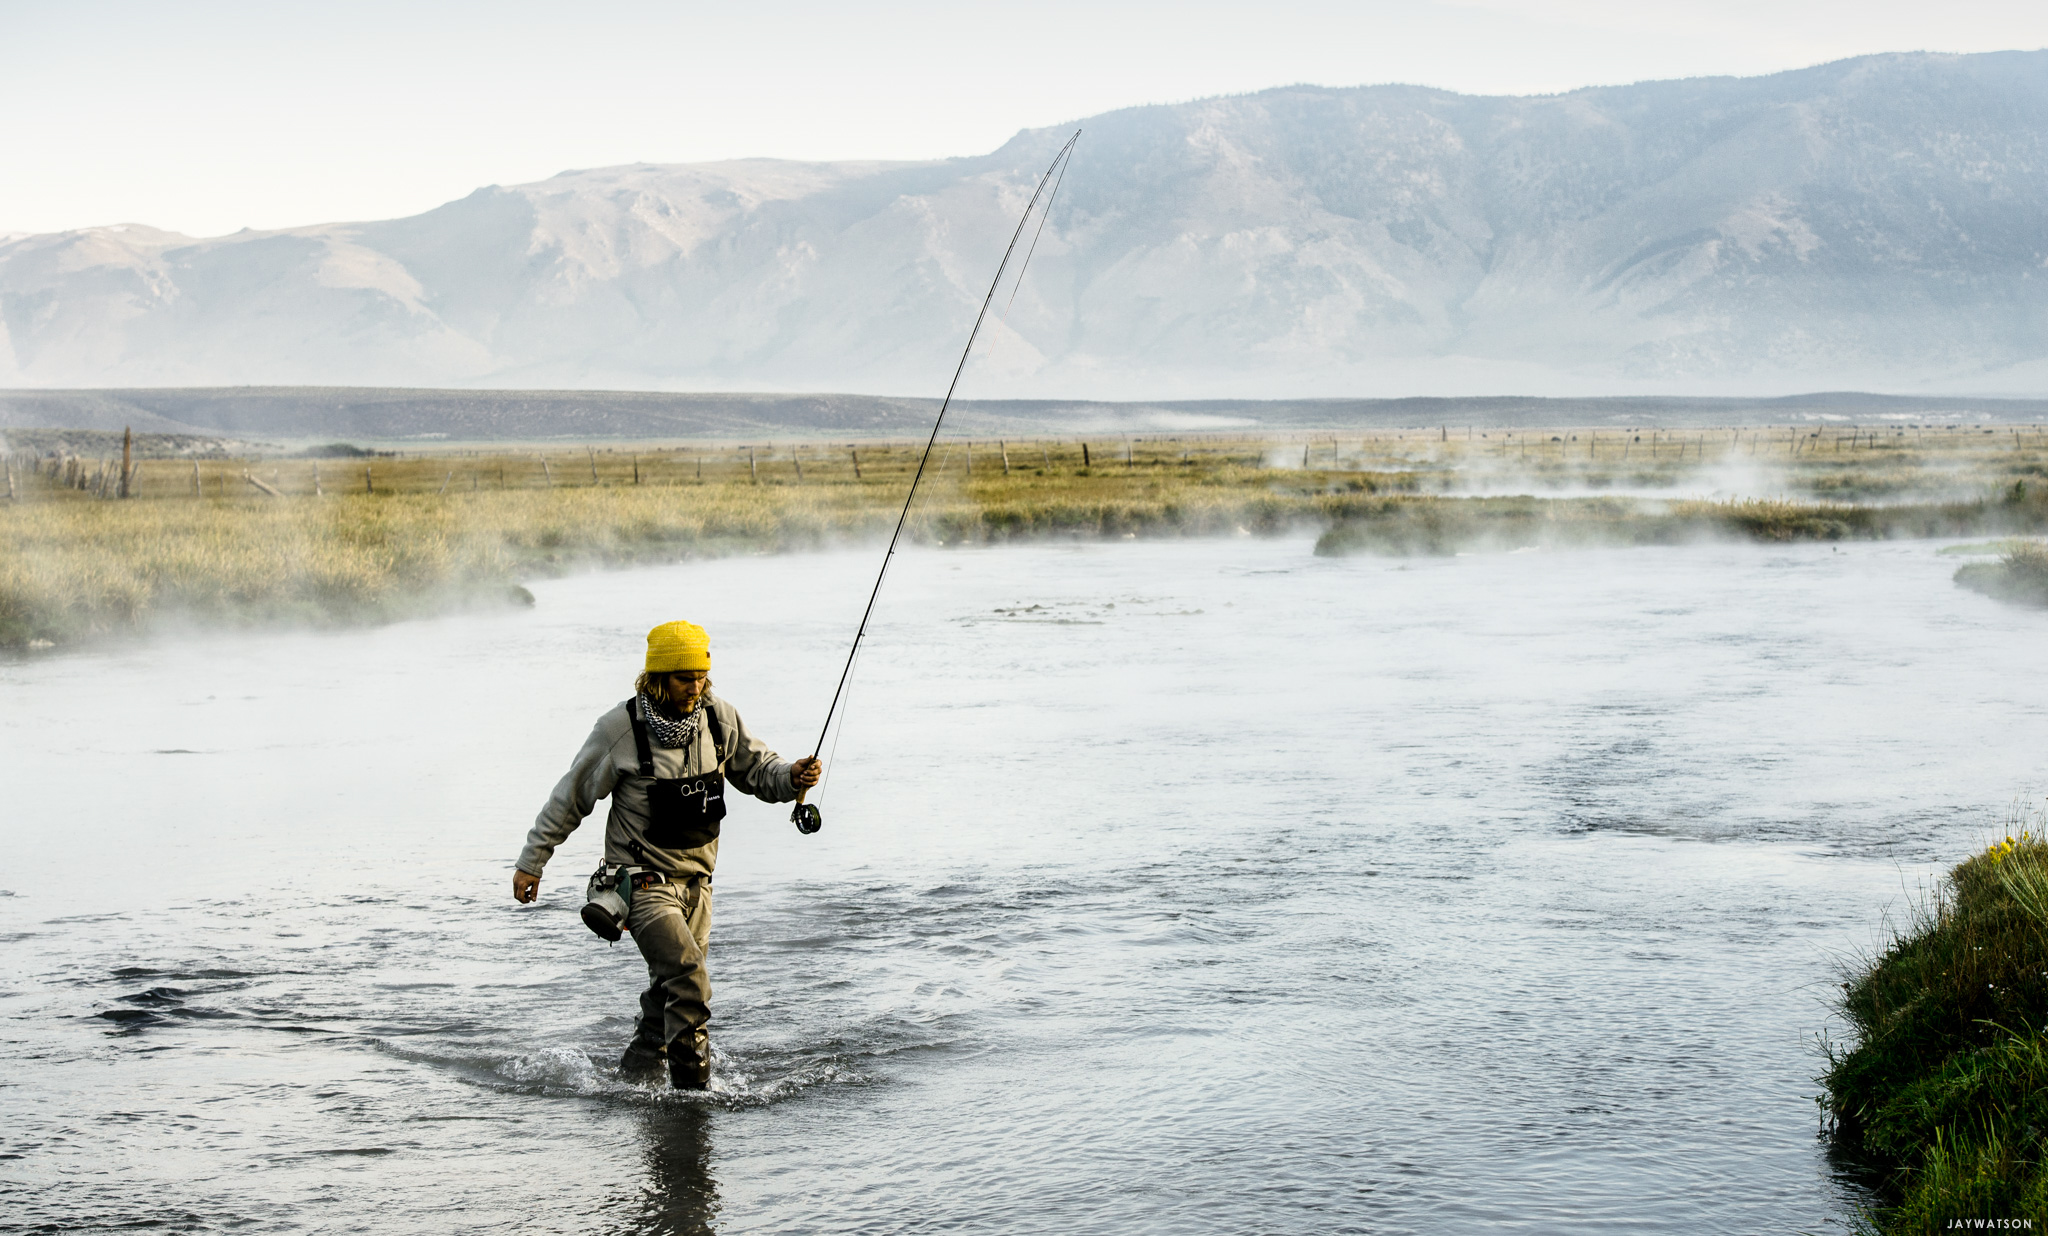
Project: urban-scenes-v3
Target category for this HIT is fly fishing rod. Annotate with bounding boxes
[791,129,1080,835]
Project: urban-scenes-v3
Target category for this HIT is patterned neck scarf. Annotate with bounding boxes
[636,690,704,749]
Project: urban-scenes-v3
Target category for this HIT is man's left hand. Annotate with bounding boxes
[791,757,822,790]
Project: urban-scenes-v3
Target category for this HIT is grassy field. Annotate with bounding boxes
[1823,828,2048,1232]
[9,426,2048,649]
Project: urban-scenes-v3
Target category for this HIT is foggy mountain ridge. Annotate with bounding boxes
[10,386,2048,443]
[7,51,2048,399]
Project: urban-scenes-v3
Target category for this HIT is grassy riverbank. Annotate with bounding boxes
[1954,542,2048,608]
[9,428,2048,649]
[1823,831,2048,1231]
[0,445,1382,648]
[0,485,889,649]
[1312,493,2048,556]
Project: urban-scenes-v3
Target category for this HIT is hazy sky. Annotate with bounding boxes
[5,0,2047,239]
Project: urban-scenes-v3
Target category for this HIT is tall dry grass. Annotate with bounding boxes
[0,456,1371,646]
[11,429,2048,647]
[0,483,912,646]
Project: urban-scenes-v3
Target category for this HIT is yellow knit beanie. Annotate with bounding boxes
[645,620,711,672]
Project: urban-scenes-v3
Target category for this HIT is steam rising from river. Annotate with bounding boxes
[1260,425,2025,505]
[3,536,2042,1231]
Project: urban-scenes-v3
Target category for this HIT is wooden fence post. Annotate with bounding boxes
[365,466,374,494]
[119,427,133,498]
[851,447,861,479]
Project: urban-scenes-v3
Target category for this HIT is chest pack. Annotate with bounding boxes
[626,697,730,851]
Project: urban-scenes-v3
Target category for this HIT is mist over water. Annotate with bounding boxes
[3,536,2042,1233]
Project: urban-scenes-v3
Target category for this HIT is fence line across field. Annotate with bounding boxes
[6,424,2048,504]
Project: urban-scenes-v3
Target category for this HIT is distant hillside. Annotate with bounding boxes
[7,387,2048,444]
[7,52,2048,398]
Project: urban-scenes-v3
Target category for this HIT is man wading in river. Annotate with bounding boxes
[511,620,821,1090]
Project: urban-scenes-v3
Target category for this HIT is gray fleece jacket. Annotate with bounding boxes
[516,692,798,880]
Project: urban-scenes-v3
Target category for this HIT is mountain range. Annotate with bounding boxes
[5,51,2048,399]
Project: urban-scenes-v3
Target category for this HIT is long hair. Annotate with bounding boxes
[635,670,711,715]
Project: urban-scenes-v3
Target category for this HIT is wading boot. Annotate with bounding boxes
[618,1039,667,1086]
[668,1030,711,1091]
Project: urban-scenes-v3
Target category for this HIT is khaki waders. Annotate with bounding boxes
[524,690,801,1091]
[619,876,714,1088]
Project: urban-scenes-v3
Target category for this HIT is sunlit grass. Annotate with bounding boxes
[10,427,2048,647]
[0,446,1379,647]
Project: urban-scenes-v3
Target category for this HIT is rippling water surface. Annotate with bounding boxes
[4,536,2044,1233]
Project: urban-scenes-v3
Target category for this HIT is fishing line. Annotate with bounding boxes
[791,130,1081,835]
[1001,142,1072,324]
[813,639,865,806]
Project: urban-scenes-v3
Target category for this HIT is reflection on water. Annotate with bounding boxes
[633,1107,719,1236]
[3,535,2044,1233]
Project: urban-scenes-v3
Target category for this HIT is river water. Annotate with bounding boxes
[3,535,2041,1234]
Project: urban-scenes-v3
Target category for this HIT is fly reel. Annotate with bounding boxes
[791,802,822,834]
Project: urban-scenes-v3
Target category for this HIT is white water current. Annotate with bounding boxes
[2,535,2042,1233]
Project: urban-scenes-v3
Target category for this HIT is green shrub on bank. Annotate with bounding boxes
[1823,831,2048,1231]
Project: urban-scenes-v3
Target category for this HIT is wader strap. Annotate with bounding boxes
[705,705,727,762]
[627,695,724,773]
[626,697,655,777]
